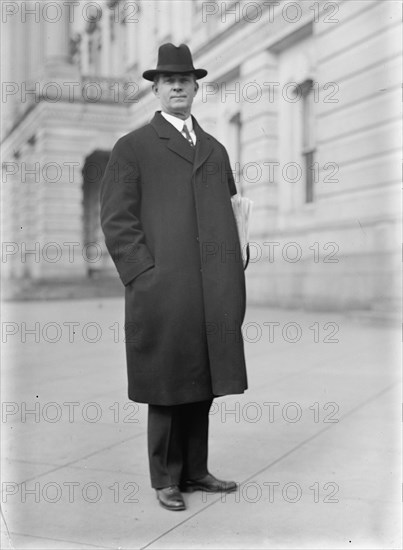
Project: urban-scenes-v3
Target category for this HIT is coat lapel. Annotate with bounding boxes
[149,112,214,172]
[192,116,213,174]
[150,111,194,165]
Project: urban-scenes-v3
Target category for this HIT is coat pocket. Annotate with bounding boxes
[124,266,159,351]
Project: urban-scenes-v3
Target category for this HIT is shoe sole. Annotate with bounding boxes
[181,485,237,493]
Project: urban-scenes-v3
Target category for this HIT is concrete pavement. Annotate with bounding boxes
[1,298,401,549]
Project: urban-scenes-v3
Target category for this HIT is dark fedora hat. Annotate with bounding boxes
[142,43,207,81]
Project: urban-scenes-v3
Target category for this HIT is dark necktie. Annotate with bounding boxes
[182,123,194,147]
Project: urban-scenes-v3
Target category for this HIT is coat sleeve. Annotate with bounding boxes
[100,136,154,286]
[221,144,251,270]
[222,146,237,196]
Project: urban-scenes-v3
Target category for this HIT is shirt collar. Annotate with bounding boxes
[161,111,193,133]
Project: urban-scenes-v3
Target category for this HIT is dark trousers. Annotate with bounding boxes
[147,399,213,489]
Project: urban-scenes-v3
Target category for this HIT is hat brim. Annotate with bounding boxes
[143,68,208,81]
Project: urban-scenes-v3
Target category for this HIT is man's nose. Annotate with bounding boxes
[173,83,183,91]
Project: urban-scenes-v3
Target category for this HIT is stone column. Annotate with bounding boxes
[43,0,76,78]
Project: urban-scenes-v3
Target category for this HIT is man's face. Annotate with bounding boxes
[152,73,199,119]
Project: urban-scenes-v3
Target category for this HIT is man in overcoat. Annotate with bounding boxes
[100,43,248,511]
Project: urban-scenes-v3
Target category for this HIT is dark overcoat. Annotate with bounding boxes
[100,111,247,405]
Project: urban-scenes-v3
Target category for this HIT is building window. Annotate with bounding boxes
[119,20,128,72]
[109,10,116,42]
[193,0,205,12]
[96,34,102,74]
[300,79,316,203]
[70,33,82,70]
[88,37,93,67]
[87,29,102,75]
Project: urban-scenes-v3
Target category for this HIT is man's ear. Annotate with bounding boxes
[152,83,159,97]
[194,81,199,94]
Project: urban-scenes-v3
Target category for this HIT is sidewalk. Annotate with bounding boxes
[1,298,401,549]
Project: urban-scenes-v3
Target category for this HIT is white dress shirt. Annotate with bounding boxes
[161,111,197,145]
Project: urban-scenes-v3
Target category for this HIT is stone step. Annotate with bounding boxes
[347,308,401,327]
[2,276,123,302]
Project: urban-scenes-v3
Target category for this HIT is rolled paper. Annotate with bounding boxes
[231,194,253,267]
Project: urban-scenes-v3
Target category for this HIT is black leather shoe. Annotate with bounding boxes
[156,485,186,511]
[181,473,237,493]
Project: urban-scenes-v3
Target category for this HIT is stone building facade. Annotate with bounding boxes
[2,0,401,310]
